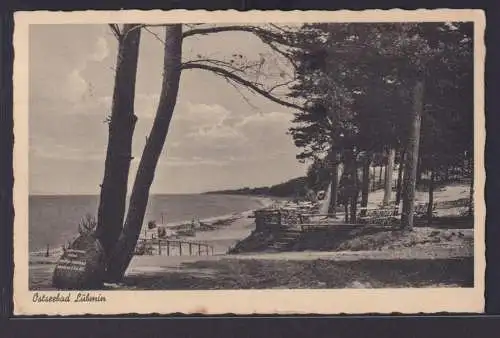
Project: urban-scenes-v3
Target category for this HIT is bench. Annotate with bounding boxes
[358,207,399,225]
[414,202,438,218]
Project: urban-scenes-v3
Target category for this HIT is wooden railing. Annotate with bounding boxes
[253,200,444,233]
[135,238,214,256]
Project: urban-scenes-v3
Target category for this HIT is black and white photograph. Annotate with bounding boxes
[13,10,485,315]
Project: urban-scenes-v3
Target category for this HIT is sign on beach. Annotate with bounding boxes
[52,238,106,290]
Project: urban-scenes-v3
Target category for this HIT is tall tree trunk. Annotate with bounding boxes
[427,170,435,225]
[396,147,406,205]
[371,166,377,192]
[468,159,474,216]
[401,79,424,229]
[328,161,339,215]
[360,154,371,217]
[383,148,395,206]
[106,25,183,281]
[378,165,383,187]
[416,158,423,186]
[95,25,141,255]
[350,161,358,224]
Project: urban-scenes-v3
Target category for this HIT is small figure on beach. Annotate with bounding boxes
[316,190,326,201]
[305,185,318,203]
[157,226,167,238]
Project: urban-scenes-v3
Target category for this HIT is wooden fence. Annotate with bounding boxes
[254,201,443,233]
[135,238,214,257]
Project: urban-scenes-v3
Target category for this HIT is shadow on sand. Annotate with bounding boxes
[123,257,473,290]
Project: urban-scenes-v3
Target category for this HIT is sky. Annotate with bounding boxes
[29,24,307,195]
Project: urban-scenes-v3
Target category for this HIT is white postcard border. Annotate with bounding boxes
[13,9,486,315]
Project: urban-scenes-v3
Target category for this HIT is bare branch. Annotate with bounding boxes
[182,62,303,110]
[185,23,205,30]
[142,23,299,72]
[268,78,297,93]
[108,24,122,40]
[269,23,290,33]
[182,25,263,39]
[223,78,261,112]
[182,58,252,74]
[181,25,296,47]
[264,40,298,71]
[143,26,166,45]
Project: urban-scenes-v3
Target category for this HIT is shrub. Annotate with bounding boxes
[78,213,97,236]
[148,220,157,229]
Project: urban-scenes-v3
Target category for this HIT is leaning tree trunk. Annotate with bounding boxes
[95,24,141,255]
[401,79,424,229]
[427,170,435,226]
[106,25,183,281]
[383,147,395,206]
[395,147,406,205]
[360,154,371,217]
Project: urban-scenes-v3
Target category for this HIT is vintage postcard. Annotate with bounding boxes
[13,9,485,315]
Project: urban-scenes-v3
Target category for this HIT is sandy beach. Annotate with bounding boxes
[29,195,276,289]
[29,182,474,290]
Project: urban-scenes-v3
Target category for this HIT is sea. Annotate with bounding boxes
[29,194,268,253]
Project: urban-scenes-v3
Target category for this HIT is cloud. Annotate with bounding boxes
[174,102,246,142]
[65,69,90,102]
[29,25,305,194]
[90,37,110,62]
[236,111,293,128]
[189,124,244,141]
[163,156,229,167]
[30,141,104,161]
[177,102,231,125]
[134,93,160,118]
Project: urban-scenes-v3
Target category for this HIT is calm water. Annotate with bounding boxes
[29,194,267,252]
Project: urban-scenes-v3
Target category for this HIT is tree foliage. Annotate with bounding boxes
[288,22,473,226]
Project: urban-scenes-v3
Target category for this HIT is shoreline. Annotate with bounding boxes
[158,195,275,229]
[29,195,276,258]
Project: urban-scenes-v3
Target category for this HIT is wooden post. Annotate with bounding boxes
[45,244,50,257]
[179,242,182,256]
[189,243,192,256]
[198,244,201,256]
[158,239,161,255]
[211,246,214,255]
[166,241,170,256]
